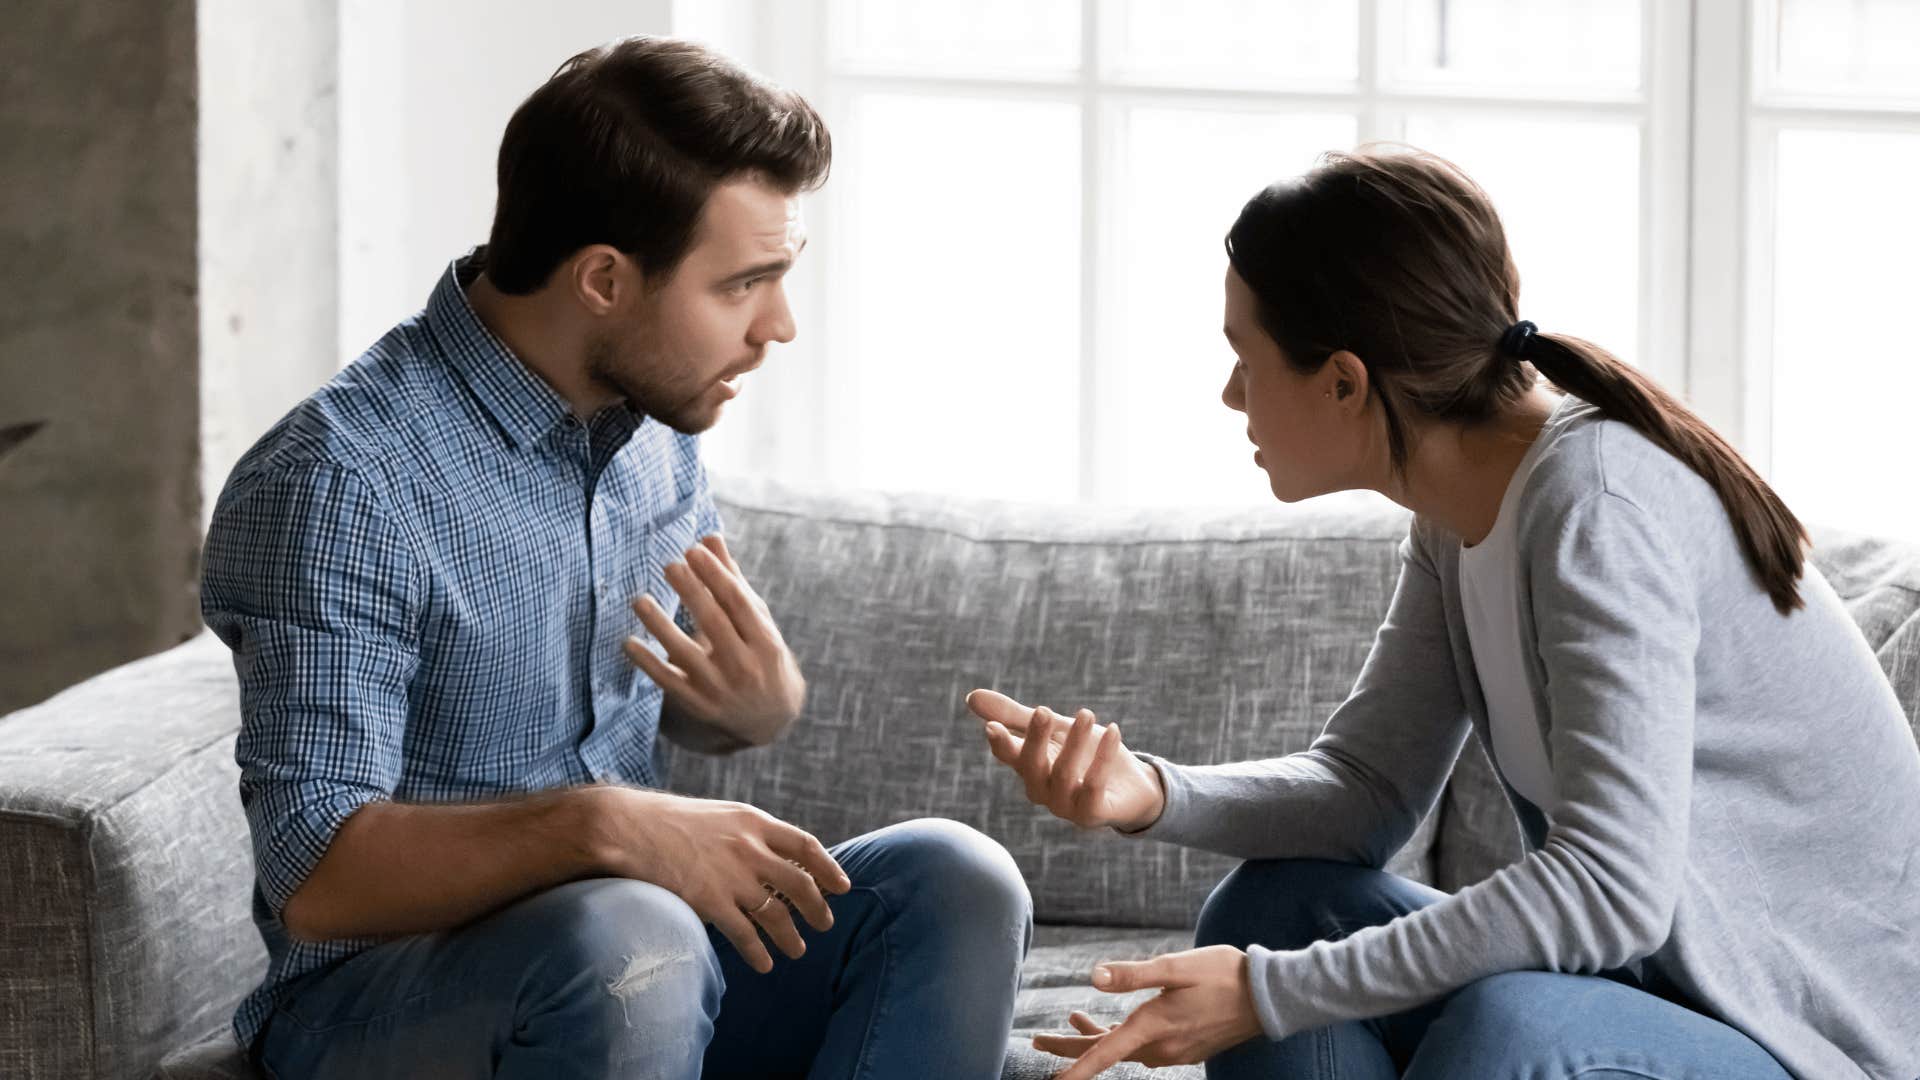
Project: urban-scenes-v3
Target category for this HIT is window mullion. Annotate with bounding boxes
[1642,0,1693,394]
[1687,0,1757,457]
[1079,0,1103,501]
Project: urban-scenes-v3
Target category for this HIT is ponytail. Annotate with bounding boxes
[1228,145,1810,615]
[1522,333,1809,615]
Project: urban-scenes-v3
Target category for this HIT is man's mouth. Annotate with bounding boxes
[717,358,762,399]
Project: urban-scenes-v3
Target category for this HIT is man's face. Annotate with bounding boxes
[589,176,806,434]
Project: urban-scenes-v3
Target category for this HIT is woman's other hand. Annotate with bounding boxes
[1032,946,1264,1079]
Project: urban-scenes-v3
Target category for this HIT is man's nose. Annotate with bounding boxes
[753,284,797,346]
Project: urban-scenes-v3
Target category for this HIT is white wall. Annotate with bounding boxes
[338,0,676,362]
[200,0,343,516]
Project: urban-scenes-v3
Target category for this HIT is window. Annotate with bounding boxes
[1737,0,1920,540]
[689,2,1920,538]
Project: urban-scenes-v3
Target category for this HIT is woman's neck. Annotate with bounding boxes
[1385,387,1562,547]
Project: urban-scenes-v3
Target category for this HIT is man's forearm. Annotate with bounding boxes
[281,786,609,942]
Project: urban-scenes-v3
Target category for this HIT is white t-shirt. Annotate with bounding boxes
[1458,427,1558,815]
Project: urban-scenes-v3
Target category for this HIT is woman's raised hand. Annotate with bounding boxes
[965,689,1166,833]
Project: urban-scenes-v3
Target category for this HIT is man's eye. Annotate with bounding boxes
[730,278,761,296]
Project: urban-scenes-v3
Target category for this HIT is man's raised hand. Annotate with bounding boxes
[624,534,806,745]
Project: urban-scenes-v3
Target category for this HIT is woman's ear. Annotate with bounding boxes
[1326,350,1370,404]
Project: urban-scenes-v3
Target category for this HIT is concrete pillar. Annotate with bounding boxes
[0,0,204,713]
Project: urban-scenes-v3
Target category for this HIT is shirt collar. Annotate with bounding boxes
[426,247,577,451]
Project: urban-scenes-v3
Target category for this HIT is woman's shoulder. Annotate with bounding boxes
[1519,397,1726,547]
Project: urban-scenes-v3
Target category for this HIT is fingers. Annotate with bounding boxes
[709,906,774,974]
[1016,707,1058,802]
[1074,722,1127,815]
[761,854,836,933]
[1030,1032,1102,1058]
[764,823,851,897]
[965,688,1034,734]
[983,721,1026,768]
[629,594,720,681]
[1069,1012,1109,1036]
[699,533,744,577]
[621,636,718,717]
[1048,709,1101,813]
[662,561,745,656]
[685,544,773,648]
[1031,1011,1113,1058]
[1093,953,1187,994]
[746,885,808,960]
[1055,1013,1156,1080]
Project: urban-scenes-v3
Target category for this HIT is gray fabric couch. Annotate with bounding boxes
[5,478,1917,1080]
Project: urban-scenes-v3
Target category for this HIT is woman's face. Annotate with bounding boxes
[1220,266,1367,502]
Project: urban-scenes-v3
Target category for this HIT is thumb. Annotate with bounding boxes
[1091,954,1180,993]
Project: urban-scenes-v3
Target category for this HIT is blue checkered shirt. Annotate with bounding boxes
[200,250,722,1050]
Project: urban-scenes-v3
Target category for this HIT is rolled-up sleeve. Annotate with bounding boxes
[201,461,421,917]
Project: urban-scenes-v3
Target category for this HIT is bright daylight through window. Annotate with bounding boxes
[703,0,1918,539]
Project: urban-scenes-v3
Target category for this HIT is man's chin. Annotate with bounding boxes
[645,398,726,436]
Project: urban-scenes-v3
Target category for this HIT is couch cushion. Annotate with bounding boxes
[1431,523,1920,892]
[1002,924,1205,1079]
[0,632,262,1080]
[668,479,1434,930]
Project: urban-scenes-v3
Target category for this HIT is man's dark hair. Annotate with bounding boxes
[485,36,832,294]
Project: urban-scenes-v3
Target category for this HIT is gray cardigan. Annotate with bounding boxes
[1139,395,1920,1080]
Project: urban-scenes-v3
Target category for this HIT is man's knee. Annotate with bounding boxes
[520,878,724,1029]
[864,818,1032,939]
[1195,858,1407,951]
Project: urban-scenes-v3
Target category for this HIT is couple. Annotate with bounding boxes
[202,35,1920,1080]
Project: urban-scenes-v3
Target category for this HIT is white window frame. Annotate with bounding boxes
[712,0,1898,500]
[1691,0,1920,478]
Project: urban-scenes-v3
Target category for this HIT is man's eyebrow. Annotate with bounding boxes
[717,237,808,287]
[717,258,793,286]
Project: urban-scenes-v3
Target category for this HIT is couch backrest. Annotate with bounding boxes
[8,480,1915,1078]
[668,481,1434,928]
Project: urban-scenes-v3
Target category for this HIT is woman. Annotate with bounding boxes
[968,147,1919,1080]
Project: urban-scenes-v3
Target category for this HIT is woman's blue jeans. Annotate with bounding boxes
[254,817,1031,1080]
[1196,859,1793,1080]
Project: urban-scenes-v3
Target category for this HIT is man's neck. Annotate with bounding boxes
[465,272,613,419]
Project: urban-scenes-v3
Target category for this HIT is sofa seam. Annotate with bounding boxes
[718,499,1407,550]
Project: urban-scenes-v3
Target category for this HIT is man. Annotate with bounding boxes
[202,36,1030,1079]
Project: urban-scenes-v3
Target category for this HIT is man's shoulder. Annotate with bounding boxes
[219,322,446,503]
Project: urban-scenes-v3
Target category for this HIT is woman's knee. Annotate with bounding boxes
[1195,858,1422,951]
[1407,972,1586,1077]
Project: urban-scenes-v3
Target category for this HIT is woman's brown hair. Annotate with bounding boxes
[1226,145,1808,614]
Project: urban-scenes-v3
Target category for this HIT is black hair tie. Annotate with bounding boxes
[1499,320,1537,358]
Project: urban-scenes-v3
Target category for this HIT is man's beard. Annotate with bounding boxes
[585,333,719,435]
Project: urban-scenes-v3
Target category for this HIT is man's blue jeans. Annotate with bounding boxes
[1195,859,1793,1079]
[254,817,1032,1080]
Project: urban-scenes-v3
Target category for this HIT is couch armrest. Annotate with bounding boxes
[0,634,262,1080]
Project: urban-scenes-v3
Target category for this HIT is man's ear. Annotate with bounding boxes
[567,245,633,316]
[1326,349,1370,405]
